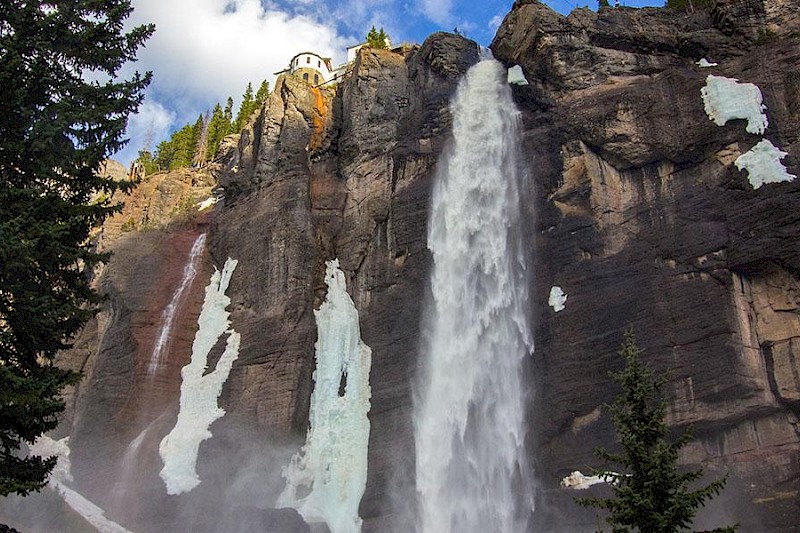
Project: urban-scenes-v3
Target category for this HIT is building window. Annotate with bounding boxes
[303,73,309,81]
[314,74,319,84]
[317,60,321,68]
[306,56,310,64]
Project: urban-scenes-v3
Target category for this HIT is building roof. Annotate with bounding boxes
[289,51,332,63]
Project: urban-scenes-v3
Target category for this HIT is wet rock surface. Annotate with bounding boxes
[492,0,799,530]
[52,2,800,531]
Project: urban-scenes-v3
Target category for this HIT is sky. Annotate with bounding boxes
[116,0,662,166]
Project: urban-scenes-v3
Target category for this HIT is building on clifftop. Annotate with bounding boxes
[274,51,334,86]
[275,42,419,88]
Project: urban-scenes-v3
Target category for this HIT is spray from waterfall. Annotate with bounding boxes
[110,424,151,514]
[413,56,534,533]
[148,232,207,376]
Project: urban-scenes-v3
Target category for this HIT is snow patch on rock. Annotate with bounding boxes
[197,197,217,211]
[697,58,718,68]
[560,470,615,490]
[735,139,797,189]
[278,259,372,533]
[549,286,567,312]
[701,75,768,134]
[507,65,529,85]
[29,437,132,533]
[159,257,240,495]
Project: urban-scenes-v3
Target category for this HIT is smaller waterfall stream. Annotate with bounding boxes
[110,425,150,513]
[148,233,207,376]
[414,56,534,533]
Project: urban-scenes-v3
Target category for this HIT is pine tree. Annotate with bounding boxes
[378,27,389,48]
[192,112,209,167]
[134,149,159,176]
[0,0,153,495]
[577,331,736,532]
[234,82,255,132]
[205,102,230,161]
[223,97,234,131]
[365,26,389,49]
[255,80,270,104]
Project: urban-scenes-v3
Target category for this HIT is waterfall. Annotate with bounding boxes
[148,232,207,376]
[110,425,149,511]
[414,57,534,533]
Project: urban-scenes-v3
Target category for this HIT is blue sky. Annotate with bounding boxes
[116,0,662,166]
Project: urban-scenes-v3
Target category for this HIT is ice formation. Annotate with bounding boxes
[148,233,206,375]
[197,197,217,211]
[701,75,768,134]
[159,257,240,495]
[507,64,529,85]
[414,58,534,533]
[735,139,797,189]
[278,259,372,533]
[549,286,567,312]
[560,470,614,490]
[696,58,718,68]
[29,437,132,533]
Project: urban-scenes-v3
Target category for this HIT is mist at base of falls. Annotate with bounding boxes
[413,57,535,533]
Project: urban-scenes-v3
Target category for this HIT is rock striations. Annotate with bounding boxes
[46,1,799,532]
[491,0,799,530]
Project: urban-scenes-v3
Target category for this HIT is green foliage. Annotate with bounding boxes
[577,330,736,532]
[234,82,255,132]
[0,0,152,495]
[598,0,610,7]
[223,97,234,124]
[233,81,269,133]
[366,26,390,49]
[149,79,269,171]
[120,217,136,232]
[134,150,159,176]
[153,123,199,170]
[205,103,231,161]
[255,80,270,105]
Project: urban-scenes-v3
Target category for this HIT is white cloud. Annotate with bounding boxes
[117,98,175,166]
[489,14,504,31]
[419,0,454,26]
[114,0,349,165]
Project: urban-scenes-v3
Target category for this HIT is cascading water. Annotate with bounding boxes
[413,56,534,533]
[148,232,207,376]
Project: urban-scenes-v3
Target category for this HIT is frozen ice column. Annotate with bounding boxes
[159,257,240,495]
[278,259,372,533]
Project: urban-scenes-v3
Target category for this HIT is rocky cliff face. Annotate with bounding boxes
[56,34,479,533]
[49,1,800,531]
[491,0,799,530]
[209,34,479,530]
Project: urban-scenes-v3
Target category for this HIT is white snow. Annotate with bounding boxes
[549,286,567,312]
[697,58,718,68]
[197,197,217,211]
[159,257,240,495]
[278,259,372,533]
[29,437,133,533]
[507,65,529,86]
[735,139,797,189]
[560,470,615,490]
[701,75,768,134]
